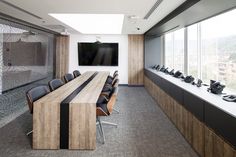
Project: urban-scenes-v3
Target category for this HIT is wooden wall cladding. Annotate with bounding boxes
[56,35,69,79]
[205,126,235,157]
[128,35,144,85]
[144,76,236,157]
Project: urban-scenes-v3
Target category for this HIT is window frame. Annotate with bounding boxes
[163,8,236,93]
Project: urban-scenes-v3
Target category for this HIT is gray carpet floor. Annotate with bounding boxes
[0,87,199,157]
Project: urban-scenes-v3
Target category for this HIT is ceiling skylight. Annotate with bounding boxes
[49,14,124,34]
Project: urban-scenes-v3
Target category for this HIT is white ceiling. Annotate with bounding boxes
[0,0,186,34]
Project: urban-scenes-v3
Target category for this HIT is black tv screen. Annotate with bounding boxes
[78,42,118,66]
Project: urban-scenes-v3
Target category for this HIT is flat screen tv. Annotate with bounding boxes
[78,42,118,66]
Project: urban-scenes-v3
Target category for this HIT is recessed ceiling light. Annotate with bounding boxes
[128,15,140,19]
[49,14,124,34]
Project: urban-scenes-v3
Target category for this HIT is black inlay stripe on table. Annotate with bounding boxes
[60,72,98,149]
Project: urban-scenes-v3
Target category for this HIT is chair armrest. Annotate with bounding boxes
[101,95,109,102]
[100,92,109,97]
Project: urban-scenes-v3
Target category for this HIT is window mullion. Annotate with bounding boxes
[184,27,188,75]
[172,33,174,69]
[197,23,202,80]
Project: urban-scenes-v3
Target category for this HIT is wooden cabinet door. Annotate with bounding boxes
[192,116,204,157]
[205,126,235,157]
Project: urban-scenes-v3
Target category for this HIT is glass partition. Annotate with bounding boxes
[0,19,55,123]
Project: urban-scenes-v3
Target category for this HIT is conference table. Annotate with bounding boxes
[33,71,109,150]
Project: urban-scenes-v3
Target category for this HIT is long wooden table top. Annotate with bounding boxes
[34,71,95,105]
[71,71,110,104]
[69,71,110,149]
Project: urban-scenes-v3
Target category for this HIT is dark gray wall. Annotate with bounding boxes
[144,36,162,68]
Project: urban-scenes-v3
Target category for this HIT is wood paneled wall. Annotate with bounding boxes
[144,76,236,157]
[55,35,69,79]
[128,35,144,85]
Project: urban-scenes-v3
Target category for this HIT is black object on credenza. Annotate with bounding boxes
[173,71,183,78]
[184,75,195,83]
[155,65,160,70]
[160,65,165,72]
[207,80,225,94]
[223,95,236,102]
[169,69,175,75]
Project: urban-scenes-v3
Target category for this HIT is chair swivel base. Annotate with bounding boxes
[113,108,119,114]
[26,130,33,136]
[96,117,117,144]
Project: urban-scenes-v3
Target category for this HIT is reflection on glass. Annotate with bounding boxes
[0,23,54,92]
[0,19,54,121]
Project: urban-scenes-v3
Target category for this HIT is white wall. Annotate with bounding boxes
[69,34,128,84]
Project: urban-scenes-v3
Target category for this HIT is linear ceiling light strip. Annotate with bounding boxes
[144,0,163,19]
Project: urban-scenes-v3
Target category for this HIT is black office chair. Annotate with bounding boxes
[101,79,119,114]
[103,78,119,93]
[96,87,118,144]
[26,85,50,135]
[73,70,81,78]
[106,71,118,84]
[64,73,74,83]
[48,79,64,91]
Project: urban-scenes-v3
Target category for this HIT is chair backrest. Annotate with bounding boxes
[113,73,118,79]
[111,75,118,86]
[48,79,64,91]
[26,85,50,114]
[113,70,118,76]
[64,73,74,83]
[73,70,81,78]
[96,87,118,116]
[107,87,118,114]
[112,78,119,87]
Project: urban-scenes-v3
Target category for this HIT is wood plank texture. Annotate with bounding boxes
[205,126,235,157]
[56,35,69,79]
[69,72,109,149]
[144,75,236,157]
[224,142,235,157]
[205,126,214,157]
[33,71,95,149]
[192,116,204,157]
[128,35,144,85]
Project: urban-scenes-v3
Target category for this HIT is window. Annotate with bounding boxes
[187,24,199,78]
[201,9,236,91]
[164,28,184,71]
[164,8,236,92]
[164,33,174,68]
[173,29,184,72]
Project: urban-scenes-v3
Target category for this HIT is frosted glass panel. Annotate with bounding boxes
[0,19,55,122]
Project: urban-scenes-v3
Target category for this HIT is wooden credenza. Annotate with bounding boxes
[33,71,109,150]
[144,69,236,157]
